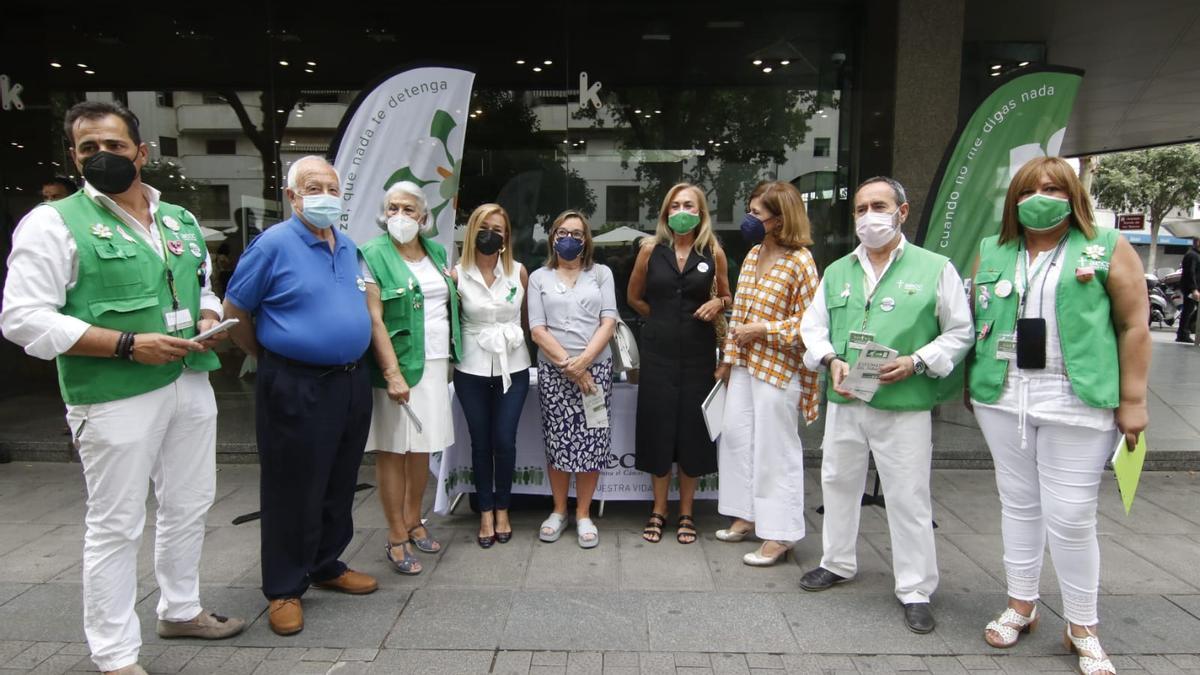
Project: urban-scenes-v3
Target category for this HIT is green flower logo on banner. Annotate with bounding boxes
[383,109,462,238]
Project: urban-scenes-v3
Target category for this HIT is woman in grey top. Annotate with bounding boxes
[527,210,618,548]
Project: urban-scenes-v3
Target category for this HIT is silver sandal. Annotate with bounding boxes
[409,526,441,553]
[385,540,422,575]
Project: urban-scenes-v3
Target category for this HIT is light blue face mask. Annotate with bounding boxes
[298,193,342,230]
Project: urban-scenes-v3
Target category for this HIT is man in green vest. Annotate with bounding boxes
[797,177,973,634]
[1,101,245,675]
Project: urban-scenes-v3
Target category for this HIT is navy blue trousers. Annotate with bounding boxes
[453,369,530,512]
[256,351,372,599]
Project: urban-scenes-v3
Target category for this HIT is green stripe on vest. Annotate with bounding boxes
[359,234,462,390]
[49,191,219,405]
[823,244,953,411]
[969,227,1120,409]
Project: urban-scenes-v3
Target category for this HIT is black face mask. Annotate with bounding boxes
[82,151,138,194]
[475,229,504,255]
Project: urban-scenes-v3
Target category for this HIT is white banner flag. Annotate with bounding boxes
[330,66,475,252]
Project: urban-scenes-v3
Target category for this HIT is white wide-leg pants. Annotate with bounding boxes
[717,366,806,542]
[819,401,937,604]
[974,406,1116,625]
[65,371,217,672]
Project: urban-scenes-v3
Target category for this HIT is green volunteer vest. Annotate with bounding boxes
[824,244,951,411]
[969,226,1121,409]
[50,191,220,405]
[359,234,462,389]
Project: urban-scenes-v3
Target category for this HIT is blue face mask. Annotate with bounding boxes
[298,193,342,230]
[740,213,767,243]
[554,236,584,261]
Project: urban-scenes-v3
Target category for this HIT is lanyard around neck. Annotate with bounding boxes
[1017,235,1067,318]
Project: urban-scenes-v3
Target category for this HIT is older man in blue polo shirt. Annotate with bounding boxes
[223,155,377,637]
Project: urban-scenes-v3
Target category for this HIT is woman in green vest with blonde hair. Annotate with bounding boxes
[969,157,1149,675]
[361,181,462,576]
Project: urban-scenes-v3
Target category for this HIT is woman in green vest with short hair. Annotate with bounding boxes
[361,181,461,576]
[969,157,1149,675]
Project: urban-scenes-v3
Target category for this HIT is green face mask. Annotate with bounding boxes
[1017,194,1072,231]
[668,210,701,234]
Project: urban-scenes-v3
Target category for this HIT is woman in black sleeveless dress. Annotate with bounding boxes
[628,183,731,544]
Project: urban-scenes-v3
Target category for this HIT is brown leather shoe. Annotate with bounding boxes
[313,569,378,595]
[268,598,303,636]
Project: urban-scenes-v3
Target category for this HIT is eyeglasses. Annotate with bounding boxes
[555,230,585,241]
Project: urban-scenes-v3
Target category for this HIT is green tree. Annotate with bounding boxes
[574,87,831,215]
[219,89,302,200]
[140,159,206,215]
[1092,143,1200,272]
[457,90,597,267]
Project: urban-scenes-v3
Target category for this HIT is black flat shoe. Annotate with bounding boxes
[798,567,850,592]
[495,530,512,544]
[903,602,935,634]
[477,534,496,549]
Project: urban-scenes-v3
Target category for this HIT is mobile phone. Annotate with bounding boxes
[193,318,240,342]
[1016,317,1046,369]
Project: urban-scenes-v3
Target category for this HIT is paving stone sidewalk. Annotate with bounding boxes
[0,461,1197,674]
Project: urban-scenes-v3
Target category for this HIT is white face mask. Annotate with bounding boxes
[387,214,420,244]
[855,209,900,249]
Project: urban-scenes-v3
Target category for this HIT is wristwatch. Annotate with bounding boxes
[911,354,927,375]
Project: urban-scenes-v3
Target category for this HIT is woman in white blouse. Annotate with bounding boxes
[451,204,531,548]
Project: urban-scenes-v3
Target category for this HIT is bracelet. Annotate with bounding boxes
[116,332,136,361]
[114,332,129,359]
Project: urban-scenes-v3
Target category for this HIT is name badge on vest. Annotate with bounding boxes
[165,308,194,332]
[996,332,1017,361]
[848,330,875,350]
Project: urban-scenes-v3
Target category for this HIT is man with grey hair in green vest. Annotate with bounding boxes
[1,101,245,675]
[797,176,973,634]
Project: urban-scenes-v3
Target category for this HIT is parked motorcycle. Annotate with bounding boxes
[1161,267,1197,335]
[1148,273,1177,327]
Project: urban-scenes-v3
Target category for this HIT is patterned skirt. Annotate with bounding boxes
[537,358,613,472]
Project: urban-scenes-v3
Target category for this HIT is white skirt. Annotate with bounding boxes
[367,358,454,453]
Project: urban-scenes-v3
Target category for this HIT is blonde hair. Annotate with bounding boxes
[750,181,813,249]
[1000,156,1096,244]
[544,209,595,270]
[460,203,514,275]
[646,183,720,255]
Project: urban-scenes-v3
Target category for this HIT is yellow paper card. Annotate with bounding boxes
[1111,432,1147,515]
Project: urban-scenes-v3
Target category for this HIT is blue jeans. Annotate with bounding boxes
[454,368,530,512]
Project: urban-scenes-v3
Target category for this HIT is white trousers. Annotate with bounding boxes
[820,401,937,604]
[974,406,1116,625]
[717,367,805,541]
[65,371,217,672]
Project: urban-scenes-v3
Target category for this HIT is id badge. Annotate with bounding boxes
[164,308,194,332]
[996,332,1017,362]
[848,330,875,350]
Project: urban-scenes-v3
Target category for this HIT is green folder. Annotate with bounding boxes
[1111,432,1147,515]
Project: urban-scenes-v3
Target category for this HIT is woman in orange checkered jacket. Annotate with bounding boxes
[713,180,821,567]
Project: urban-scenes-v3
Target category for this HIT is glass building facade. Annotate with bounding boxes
[0,1,890,418]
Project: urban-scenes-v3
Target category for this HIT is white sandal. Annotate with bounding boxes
[538,512,568,543]
[576,517,599,549]
[984,605,1038,648]
[1064,626,1116,675]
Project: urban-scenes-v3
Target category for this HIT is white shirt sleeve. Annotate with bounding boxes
[200,249,223,319]
[0,205,91,360]
[186,210,222,320]
[800,277,834,371]
[913,261,974,378]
